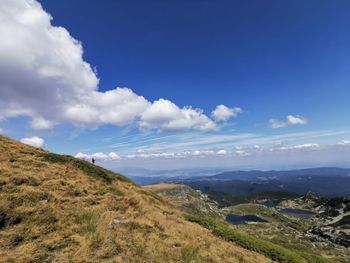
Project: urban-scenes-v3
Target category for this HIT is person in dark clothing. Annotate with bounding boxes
[92,157,95,164]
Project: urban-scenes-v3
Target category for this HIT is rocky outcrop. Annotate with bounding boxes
[279,192,350,248]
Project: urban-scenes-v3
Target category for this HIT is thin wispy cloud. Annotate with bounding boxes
[106,129,349,154]
[76,139,350,165]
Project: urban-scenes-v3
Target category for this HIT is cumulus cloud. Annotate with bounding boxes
[64,88,150,126]
[139,99,218,131]
[75,152,90,160]
[0,0,223,132]
[0,0,98,122]
[20,136,45,147]
[30,117,54,130]
[211,105,242,122]
[269,115,307,129]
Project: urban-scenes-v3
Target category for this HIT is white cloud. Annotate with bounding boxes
[30,117,54,130]
[287,115,307,125]
[292,143,320,150]
[108,152,120,160]
[269,115,307,129]
[192,150,215,156]
[0,0,221,132]
[64,88,151,127]
[20,136,45,148]
[0,127,3,134]
[337,140,350,146]
[139,99,218,131]
[211,105,242,122]
[91,152,109,160]
[0,0,98,123]
[75,152,90,160]
[216,149,228,155]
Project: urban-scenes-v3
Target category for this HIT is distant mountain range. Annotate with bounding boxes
[122,167,228,185]
[129,167,350,197]
[197,167,350,181]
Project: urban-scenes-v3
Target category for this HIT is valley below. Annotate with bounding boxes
[146,183,350,263]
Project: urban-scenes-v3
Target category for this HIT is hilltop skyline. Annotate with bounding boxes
[0,0,350,170]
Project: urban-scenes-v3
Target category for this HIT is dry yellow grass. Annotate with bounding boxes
[0,135,274,263]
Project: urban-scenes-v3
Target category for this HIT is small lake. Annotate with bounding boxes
[279,208,315,219]
[258,201,274,208]
[226,214,269,225]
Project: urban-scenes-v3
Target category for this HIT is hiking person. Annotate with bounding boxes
[92,157,95,164]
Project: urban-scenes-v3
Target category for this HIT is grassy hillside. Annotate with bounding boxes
[0,135,272,263]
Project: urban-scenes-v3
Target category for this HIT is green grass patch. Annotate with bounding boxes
[185,215,333,263]
[39,152,134,184]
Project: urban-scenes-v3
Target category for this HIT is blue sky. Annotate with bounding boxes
[0,0,350,171]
